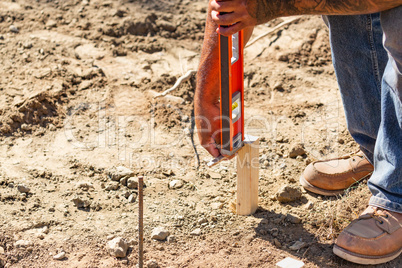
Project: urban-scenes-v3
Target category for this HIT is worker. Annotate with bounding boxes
[195,0,402,265]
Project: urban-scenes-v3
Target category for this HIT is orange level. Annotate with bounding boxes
[218,30,245,157]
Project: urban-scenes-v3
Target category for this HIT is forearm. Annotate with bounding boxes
[195,6,254,111]
[250,0,402,25]
[195,8,220,111]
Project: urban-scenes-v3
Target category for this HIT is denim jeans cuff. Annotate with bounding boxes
[369,196,402,213]
[359,146,374,165]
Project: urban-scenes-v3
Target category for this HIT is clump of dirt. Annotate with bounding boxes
[0,90,64,136]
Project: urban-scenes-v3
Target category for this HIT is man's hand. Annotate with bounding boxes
[210,0,279,36]
[194,103,221,158]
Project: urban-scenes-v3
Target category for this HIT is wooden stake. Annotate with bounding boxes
[236,135,259,215]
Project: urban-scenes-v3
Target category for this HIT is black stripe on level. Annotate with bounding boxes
[220,35,231,153]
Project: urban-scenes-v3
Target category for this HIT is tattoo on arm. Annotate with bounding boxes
[247,0,402,25]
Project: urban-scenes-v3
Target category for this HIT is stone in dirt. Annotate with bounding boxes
[107,166,134,181]
[0,246,4,254]
[286,214,302,224]
[211,202,223,210]
[105,181,120,191]
[17,184,30,193]
[209,171,222,180]
[72,197,91,208]
[289,241,307,251]
[128,193,136,203]
[76,181,94,191]
[106,237,129,258]
[289,143,306,158]
[146,259,159,268]
[151,227,170,241]
[275,185,302,203]
[167,235,176,243]
[276,257,304,268]
[9,25,19,33]
[169,179,183,189]
[126,177,138,189]
[53,252,66,260]
[14,240,33,248]
[190,228,201,236]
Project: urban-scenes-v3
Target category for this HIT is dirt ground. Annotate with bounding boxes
[0,1,400,267]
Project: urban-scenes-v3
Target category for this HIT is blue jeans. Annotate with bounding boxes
[324,6,402,213]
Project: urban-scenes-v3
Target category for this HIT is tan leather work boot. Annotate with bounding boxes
[334,206,402,265]
[300,151,374,196]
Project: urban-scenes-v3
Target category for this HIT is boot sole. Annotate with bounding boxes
[299,175,345,196]
[333,244,402,265]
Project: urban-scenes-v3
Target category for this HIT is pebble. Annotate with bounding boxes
[289,143,306,158]
[0,246,4,254]
[48,124,57,131]
[274,185,302,203]
[276,257,305,268]
[286,214,302,224]
[289,241,306,251]
[190,228,201,236]
[46,20,57,28]
[76,181,94,191]
[107,166,134,181]
[128,193,136,203]
[106,237,129,258]
[273,238,282,248]
[209,172,222,180]
[72,197,91,208]
[305,201,314,210]
[9,25,19,33]
[198,218,208,225]
[17,184,30,193]
[146,259,159,268]
[210,202,223,210]
[53,252,66,260]
[167,235,176,243]
[151,227,170,241]
[169,179,183,189]
[14,240,33,248]
[126,177,138,189]
[105,181,120,191]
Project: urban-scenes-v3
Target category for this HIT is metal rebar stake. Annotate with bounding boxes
[138,176,144,268]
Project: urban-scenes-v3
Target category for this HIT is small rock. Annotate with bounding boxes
[209,172,221,180]
[76,181,94,191]
[46,20,57,28]
[17,184,30,193]
[275,185,302,203]
[0,246,5,254]
[78,80,93,91]
[156,20,176,32]
[48,124,57,131]
[120,176,128,186]
[273,82,284,91]
[169,179,183,189]
[305,201,314,209]
[162,170,174,176]
[273,238,282,248]
[105,181,119,191]
[14,240,33,248]
[167,235,176,243]
[146,259,159,268]
[126,177,138,189]
[53,252,66,260]
[42,226,49,234]
[128,193,136,203]
[106,237,129,258]
[276,257,304,268]
[289,143,306,158]
[72,197,91,208]
[197,218,208,225]
[210,202,223,210]
[36,233,45,240]
[190,228,201,236]
[289,241,306,251]
[107,166,134,181]
[9,25,19,33]
[151,227,169,241]
[286,214,302,224]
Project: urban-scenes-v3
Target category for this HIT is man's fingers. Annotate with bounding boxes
[216,21,246,36]
[210,0,238,13]
[203,139,221,158]
[211,10,247,27]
